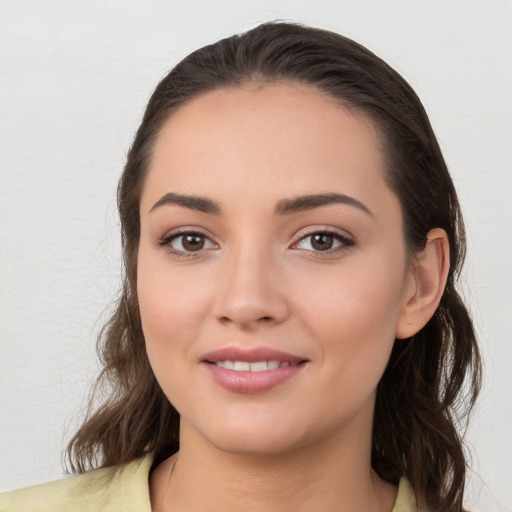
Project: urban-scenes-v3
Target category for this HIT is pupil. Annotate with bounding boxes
[183,235,204,251]
[312,234,333,251]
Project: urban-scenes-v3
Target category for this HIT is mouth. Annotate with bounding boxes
[206,360,304,371]
[202,346,307,368]
[201,347,308,393]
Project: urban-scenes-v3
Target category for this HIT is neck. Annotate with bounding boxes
[151,419,397,512]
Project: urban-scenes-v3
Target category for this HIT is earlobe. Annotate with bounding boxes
[395,228,450,340]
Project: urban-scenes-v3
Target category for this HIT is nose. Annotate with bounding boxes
[214,247,290,329]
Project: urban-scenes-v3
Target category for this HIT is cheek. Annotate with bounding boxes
[294,256,406,380]
[138,245,215,325]
[136,252,214,386]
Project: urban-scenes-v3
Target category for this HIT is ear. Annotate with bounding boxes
[395,228,450,340]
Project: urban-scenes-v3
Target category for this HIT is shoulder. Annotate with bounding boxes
[0,455,153,512]
[393,477,418,512]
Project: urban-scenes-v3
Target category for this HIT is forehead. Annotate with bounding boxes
[141,83,396,217]
[154,82,380,155]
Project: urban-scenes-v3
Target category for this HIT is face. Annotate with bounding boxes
[137,84,416,457]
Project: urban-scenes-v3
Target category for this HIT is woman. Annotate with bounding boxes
[1,22,481,512]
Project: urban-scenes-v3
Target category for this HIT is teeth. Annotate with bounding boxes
[214,360,295,371]
[233,361,250,371]
[250,361,267,371]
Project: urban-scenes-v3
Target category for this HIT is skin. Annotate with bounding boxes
[137,83,449,511]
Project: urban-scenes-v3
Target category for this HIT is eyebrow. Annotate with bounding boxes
[149,191,372,217]
[150,192,222,215]
[274,193,373,217]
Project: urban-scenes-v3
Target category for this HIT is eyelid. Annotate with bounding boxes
[155,226,353,256]
[291,226,354,253]
[156,227,219,256]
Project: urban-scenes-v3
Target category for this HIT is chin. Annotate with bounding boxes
[191,412,349,461]
[183,412,310,458]
[208,431,303,458]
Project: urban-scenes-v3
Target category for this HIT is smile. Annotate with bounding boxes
[210,360,299,371]
[201,347,308,393]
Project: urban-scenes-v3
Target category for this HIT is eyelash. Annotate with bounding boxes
[293,229,354,254]
[156,229,216,257]
[156,228,354,257]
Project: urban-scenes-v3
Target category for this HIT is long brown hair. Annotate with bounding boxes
[67,22,481,511]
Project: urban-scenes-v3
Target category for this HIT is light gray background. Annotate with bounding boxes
[1,1,511,510]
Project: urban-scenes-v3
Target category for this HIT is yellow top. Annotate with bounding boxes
[0,455,417,511]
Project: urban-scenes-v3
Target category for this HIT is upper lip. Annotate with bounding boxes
[202,346,307,364]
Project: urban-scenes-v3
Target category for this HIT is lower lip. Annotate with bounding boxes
[203,363,306,394]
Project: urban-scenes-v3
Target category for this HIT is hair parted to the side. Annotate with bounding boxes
[66,22,481,511]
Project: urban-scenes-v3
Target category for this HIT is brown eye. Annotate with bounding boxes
[160,232,218,254]
[294,231,353,253]
[311,234,334,251]
[180,234,205,252]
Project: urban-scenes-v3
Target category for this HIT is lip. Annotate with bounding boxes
[201,346,308,394]
[202,346,305,364]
